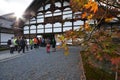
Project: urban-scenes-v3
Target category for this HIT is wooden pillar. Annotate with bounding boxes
[29,18,30,39]
[83,19,86,30]
[110,24,113,34]
[35,16,37,36]
[72,9,74,31]
[52,9,54,33]
[72,9,74,44]
[0,25,1,47]
[52,1,54,33]
[43,2,45,34]
[61,1,63,33]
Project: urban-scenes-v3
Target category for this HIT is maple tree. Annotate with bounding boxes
[58,0,120,80]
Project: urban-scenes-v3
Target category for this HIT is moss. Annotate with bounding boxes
[81,53,115,80]
[84,63,114,80]
[0,47,9,51]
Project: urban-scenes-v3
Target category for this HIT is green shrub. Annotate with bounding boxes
[0,47,9,51]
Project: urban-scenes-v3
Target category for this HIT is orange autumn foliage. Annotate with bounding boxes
[111,58,120,66]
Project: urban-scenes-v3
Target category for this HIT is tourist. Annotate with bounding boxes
[52,37,56,52]
[18,37,26,53]
[33,37,38,48]
[9,37,15,54]
[29,38,33,50]
[45,38,51,53]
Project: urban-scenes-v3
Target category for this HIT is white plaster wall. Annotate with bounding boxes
[1,33,14,45]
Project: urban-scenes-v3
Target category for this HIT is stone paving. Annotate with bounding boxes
[0,46,85,80]
[0,50,31,62]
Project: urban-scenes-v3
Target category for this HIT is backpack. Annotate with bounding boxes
[7,40,11,45]
[15,39,19,45]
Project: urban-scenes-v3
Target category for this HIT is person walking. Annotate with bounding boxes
[18,37,26,53]
[41,38,45,47]
[29,38,33,50]
[14,37,19,51]
[45,38,51,53]
[52,37,56,52]
[33,37,38,48]
[24,37,29,51]
[9,37,15,54]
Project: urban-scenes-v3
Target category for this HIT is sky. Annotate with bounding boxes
[0,0,33,16]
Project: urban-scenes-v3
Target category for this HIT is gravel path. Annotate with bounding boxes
[0,46,82,80]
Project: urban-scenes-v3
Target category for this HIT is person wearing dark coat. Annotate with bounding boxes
[52,37,56,52]
[18,37,26,53]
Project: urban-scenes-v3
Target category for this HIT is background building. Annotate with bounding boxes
[22,0,85,41]
[0,13,15,45]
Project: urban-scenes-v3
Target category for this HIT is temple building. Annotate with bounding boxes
[0,13,15,45]
[22,0,85,40]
